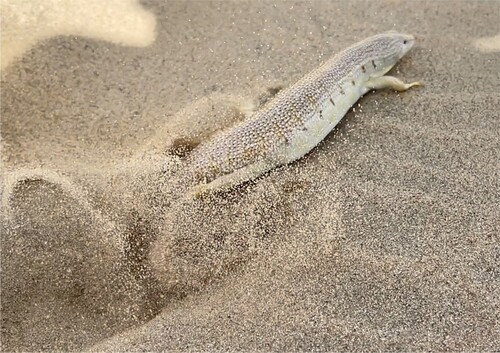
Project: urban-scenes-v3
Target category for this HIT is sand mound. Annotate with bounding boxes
[1,170,145,351]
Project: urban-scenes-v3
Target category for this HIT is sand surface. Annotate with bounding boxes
[1,1,499,351]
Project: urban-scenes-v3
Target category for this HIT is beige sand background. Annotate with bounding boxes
[1,0,499,351]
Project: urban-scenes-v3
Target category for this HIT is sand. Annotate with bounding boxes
[1,0,499,351]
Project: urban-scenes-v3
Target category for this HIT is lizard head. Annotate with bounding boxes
[359,31,416,77]
[389,31,415,59]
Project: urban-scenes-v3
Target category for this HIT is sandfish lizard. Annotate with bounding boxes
[186,31,420,196]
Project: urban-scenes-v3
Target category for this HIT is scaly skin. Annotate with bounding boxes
[186,31,420,196]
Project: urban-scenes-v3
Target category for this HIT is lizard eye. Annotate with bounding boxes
[403,40,407,44]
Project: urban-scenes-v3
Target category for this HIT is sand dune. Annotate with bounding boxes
[1,1,499,351]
